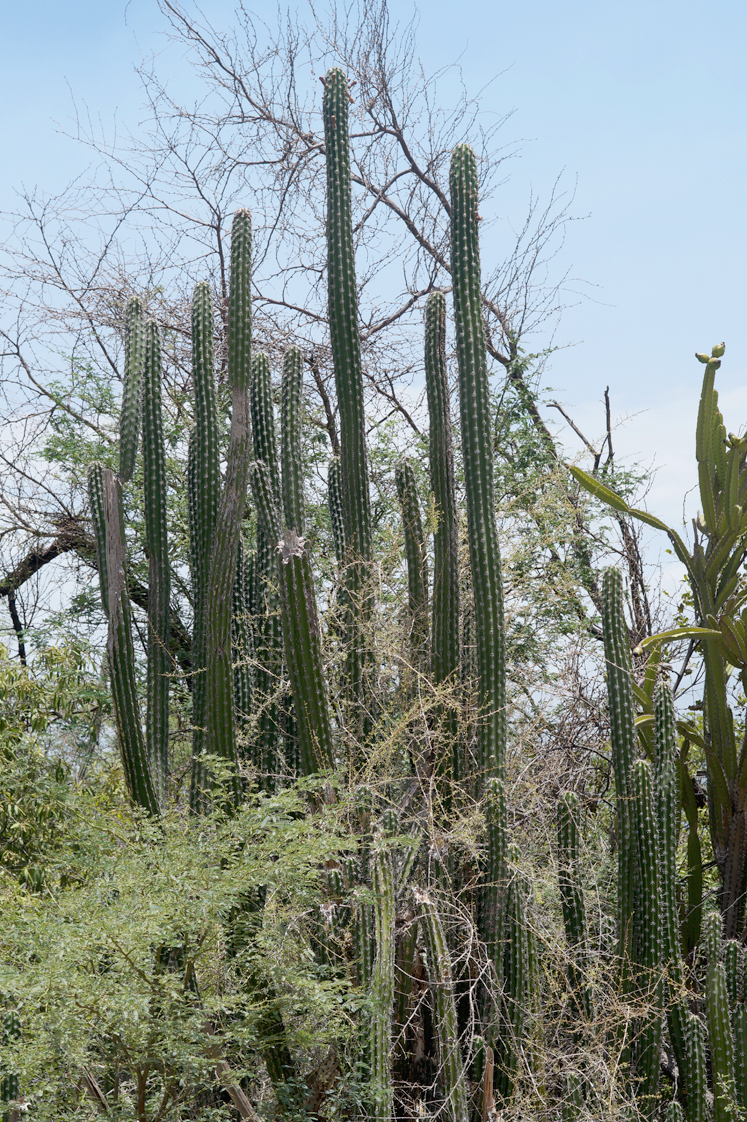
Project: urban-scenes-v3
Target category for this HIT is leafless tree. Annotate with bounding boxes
[0,0,591,653]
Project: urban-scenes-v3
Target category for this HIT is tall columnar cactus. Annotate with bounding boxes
[203,208,253,800]
[561,1072,584,1122]
[686,1014,707,1122]
[601,568,637,978]
[98,466,160,814]
[425,293,460,696]
[370,847,396,1122]
[281,345,305,532]
[188,280,221,807]
[449,143,508,1006]
[557,791,592,1022]
[142,319,170,799]
[0,1010,21,1111]
[733,1003,747,1115]
[705,932,738,1122]
[250,460,334,774]
[495,861,535,1102]
[631,758,663,1118]
[654,681,688,1090]
[327,455,346,566]
[449,142,505,783]
[415,889,470,1122]
[119,296,145,483]
[88,461,109,615]
[232,539,254,734]
[395,459,429,660]
[250,351,283,785]
[323,67,374,724]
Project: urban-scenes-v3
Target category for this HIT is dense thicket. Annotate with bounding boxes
[1,5,741,1122]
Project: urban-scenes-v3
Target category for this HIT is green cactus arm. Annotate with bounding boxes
[724,940,745,1007]
[704,910,723,961]
[632,758,664,1117]
[479,776,508,987]
[119,296,145,483]
[188,280,221,809]
[395,458,429,658]
[449,143,506,783]
[251,460,334,773]
[327,455,346,565]
[450,142,508,1001]
[87,462,109,615]
[250,351,283,788]
[666,1103,686,1122]
[733,1003,747,1115]
[415,888,470,1122]
[251,352,280,500]
[370,848,395,1122]
[654,681,688,1089]
[425,290,460,691]
[686,1014,707,1122]
[322,67,372,570]
[203,209,253,800]
[707,961,738,1122]
[101,467,160,815]
[142,319,170,799]
[323,67,374,728]
[232,539,255,733]
[494,865,534,1103]
[602,569,637,973]
[281,345,305,533]
[561,1072,584,1122]
[556,791,592,1022]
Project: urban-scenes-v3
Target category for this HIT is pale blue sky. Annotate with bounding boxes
[1,0,745,544]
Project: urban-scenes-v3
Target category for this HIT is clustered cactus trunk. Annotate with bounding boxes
[78,57,747,1122]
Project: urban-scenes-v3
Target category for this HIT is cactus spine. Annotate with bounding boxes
[323,67,374,723]
[119,297,145,483]
[370,848,395,1121]
[654,681,688,1091]
[395,459,429,659]
[203,209,252,799]
[557,791,592,1022]
[601,568,637,978]
[416,889,470,1122]
[188,280,221,807]
[631,758,663,1117]
[142,319,170,799]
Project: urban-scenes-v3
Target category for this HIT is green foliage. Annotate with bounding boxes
[0,770,352,1121]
